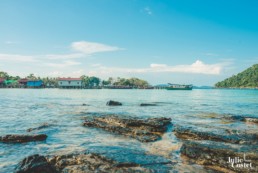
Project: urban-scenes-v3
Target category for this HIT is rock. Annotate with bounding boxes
[226,115,258,124]
[15,150,166,173]
[140,103,157,106]
[15,154,57,173]
[106,100,122,106]
[82,103,89,106]
[0,134,47,143]
[50,152,154,173]
[245,117,258,123]
[83,115,172,142]
[173,125,257,145]
[27,123,50,132]
[180,141,258,173]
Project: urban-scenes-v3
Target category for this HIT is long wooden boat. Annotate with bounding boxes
[166,83,193,90]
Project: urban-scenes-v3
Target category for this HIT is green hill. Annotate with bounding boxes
[215,64,258,88]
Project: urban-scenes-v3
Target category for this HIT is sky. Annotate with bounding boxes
[0,0,258,85]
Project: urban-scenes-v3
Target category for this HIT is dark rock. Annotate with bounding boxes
[140,103,157,106]
[226,115,258,124]
[106,100,122,106]
[15,154,57,173]
[0,134,47,143]
[49,152,154,173]
[180,141,258,173]
[174,125,257,145]
[16,150,168,173]
[27,123,50,132]
[245,117,258,123]
[82,103,89,106]
[83,115,172,142]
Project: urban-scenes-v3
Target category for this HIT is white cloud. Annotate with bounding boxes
[150,64,168,68]
[89,60,225,75]
[204,53,218,56]
[0,40,121,63]
[48,71,64,77]
[150,60,223,74]
[46,53,85,60]
[71,69,84,77]
[91,63,102,67]
[5,41,19,45]
[71,41,121,54]
[143,7,152,15]
[45,60,81,68]
[0,54,37,62]
[163,60,222,74]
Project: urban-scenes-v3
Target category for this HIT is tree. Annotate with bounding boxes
[80,75,90,87]
[215,64,258,88]
[111,77,149,88]
[27,73,37,80]
[80,75,100,87]
[101,80,111,86]
[89,76,100,87]
[0,71,9,79]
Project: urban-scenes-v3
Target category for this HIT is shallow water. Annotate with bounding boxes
[0,89,257,172]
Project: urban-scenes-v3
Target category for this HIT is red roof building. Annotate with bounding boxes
[58,77,82,81]
[0,78,5,83]
[18,78,28,84]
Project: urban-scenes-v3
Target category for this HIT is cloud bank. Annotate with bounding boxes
[0,54,37,62]
[89,60,226,76]
[71,41,121,55]
[0,41,122,67]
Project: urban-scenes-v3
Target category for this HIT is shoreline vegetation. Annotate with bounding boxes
[0,71,154,89]
[1,63,258,90]
[215,64,258,88]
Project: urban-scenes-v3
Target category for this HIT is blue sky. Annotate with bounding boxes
[0,0,258,85]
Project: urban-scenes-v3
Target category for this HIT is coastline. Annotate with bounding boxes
[0,89,257,172]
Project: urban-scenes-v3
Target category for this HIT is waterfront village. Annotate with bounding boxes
[0,72,156,89]
[0,77,157,89]
[0,72,197,90]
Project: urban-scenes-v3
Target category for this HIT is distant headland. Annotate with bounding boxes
[215,64,258,89]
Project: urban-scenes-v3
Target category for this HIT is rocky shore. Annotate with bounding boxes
[83,114,172,142]
[174,125,258,145]
[2,100,257,173]
[15,145,174,173]
[15,153,154,173]
[176,115,258,172]
[180,141,258,173]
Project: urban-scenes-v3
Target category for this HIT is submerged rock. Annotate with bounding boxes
[82,103,89,106]
[140,103,157,106]
[0,134,47,143]
[226,115,258,124]
[15,148,172,173]
[83,115,172,142]
[106,100,122,106]
[15,154,57,173]
[50,152,154,173]
[27,123,51,132]
[174,125,257,145]
[180,141,258,173]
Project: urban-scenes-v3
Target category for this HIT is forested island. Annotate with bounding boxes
[215,64,258,88]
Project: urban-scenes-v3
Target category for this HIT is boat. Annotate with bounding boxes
[166,83,193,90]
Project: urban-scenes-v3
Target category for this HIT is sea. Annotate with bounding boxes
[0,89,257,172]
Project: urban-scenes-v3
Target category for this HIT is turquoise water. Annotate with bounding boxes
[0,89,257,172]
